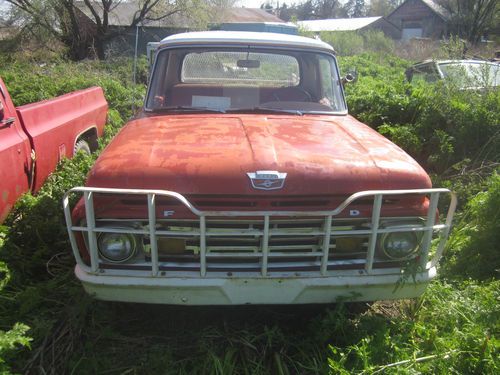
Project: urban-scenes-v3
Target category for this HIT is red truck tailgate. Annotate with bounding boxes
[16,87,108,191]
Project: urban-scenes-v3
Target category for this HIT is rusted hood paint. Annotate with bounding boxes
[87,114,431,195]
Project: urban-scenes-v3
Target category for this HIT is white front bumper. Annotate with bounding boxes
[75,265,436,305]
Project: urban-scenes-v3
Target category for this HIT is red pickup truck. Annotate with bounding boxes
[0,77,108,222]
[64,31,456,305]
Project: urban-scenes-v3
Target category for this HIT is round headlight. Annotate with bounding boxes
[97,233,137,262]
[380,231,419,260]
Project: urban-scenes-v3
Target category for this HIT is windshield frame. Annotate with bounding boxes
[144,43,348,116]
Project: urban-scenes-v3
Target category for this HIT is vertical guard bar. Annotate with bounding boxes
[420,192,439,268]
[147,193,158,276]
[320,215,333,275]
[261,215,270,276]
[365,194,382,273]
[200,216,207,277]
[63,193,92,273]
[430,192,457,268]
[84,191,99,273]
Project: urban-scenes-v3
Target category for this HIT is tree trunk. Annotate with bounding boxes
[94,36,106,60]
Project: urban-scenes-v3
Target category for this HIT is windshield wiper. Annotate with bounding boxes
[227,107,304,116]
[150,106,226,113]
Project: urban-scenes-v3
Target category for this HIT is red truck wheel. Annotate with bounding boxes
[74,139,91,155]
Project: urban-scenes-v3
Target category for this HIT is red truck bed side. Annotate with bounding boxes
[16,87,108,191]
[1,77,108,222]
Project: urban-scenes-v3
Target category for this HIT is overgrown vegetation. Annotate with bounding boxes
[0,44,498,373]
[339,53,500,175]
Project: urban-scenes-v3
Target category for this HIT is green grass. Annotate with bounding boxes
[0,53,499,374]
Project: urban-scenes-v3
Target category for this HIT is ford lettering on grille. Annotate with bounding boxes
[247,170,287,190]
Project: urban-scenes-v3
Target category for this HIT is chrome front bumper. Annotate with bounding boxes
[76,264,436,305]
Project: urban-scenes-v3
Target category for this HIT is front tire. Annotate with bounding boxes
[74,139,91,155]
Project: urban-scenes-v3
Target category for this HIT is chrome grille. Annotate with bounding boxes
[137,219,371,272]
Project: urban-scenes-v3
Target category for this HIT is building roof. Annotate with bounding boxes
[224,8,283,23]
[75,2,283,28]
[388,0,450,21]
[421,0,450,20]
[159,31,334,52]
[297,17,383,32]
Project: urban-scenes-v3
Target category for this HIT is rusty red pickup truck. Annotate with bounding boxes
[64,31,456,305]
[0,77,107,222]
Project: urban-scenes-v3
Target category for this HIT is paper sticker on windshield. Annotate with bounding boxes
[192,95,231,111]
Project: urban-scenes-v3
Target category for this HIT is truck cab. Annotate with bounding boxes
[64,32,456,305]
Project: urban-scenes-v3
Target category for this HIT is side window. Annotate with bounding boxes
[411,65,439,83]
[318,57,334,103]
[146,51,170,108]
[317,55,345,111]
[0,87,6,120]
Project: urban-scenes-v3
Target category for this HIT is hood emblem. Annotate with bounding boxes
[247,170,287,190]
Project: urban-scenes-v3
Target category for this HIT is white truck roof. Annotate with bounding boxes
[159,31,334,52]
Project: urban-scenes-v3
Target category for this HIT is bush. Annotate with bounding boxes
[339,53,500,173]
[321,31,365,56]
[0,48,498,374]
[0,323,32,373]
[0,57,147,120]
[319,31,395,56]
[443,172,500,281]
[327,281,499,374]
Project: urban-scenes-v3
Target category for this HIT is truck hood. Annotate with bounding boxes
[87,114,431,196]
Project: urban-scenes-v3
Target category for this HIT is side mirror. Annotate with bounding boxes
[342,72,357,85]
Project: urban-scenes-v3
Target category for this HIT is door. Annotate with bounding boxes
[0,83,31,222]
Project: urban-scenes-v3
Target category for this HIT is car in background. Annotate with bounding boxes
[405,60,499,89]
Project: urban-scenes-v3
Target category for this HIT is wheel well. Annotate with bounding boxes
[76,127,98,152]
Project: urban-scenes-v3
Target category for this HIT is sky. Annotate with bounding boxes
[0,0,8,13]
[238,0,268,7]
[0,1,308,13]
[237,0,306,8]
[0,0,310,17]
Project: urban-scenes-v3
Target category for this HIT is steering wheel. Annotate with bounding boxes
[271,87,313,102]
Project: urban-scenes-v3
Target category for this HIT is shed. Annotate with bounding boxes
[216,22,297,35]
[297,17,400,39]
[386,0,450,40]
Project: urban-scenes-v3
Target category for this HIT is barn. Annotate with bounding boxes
[386,0,450,40]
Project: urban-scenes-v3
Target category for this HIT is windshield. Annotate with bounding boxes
[438,62,500,88]
[146,46,347,114]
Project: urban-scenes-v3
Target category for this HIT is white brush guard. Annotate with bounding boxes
[63,187,456,305]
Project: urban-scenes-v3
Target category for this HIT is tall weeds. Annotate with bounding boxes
[0,53,498,373]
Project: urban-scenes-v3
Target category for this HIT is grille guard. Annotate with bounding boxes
[63,187,457,278]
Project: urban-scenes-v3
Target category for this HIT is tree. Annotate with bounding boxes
[277,3,293,21]
[367,0,402,16]
[344,0,366,18]
[291,0,345,20]
[437,0,499,44]
[6,0,235,60]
